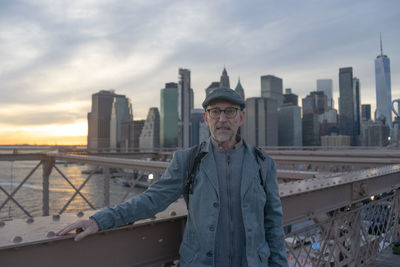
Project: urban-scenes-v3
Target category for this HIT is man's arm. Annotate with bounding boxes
[264,157,289,267]
[57,150,188,240]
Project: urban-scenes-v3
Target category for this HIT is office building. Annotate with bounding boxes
[361,104,371,121]
[319,109,339,137]
[121,120,145,151]
[178,68,193,148]
[339,67,357,145]
[278,103,302,146]
[191,109,209,146]
[303,91,328,115]
[261,75,283,106]
[302,113,320,146]
[321,135,350,147]
[360,121,390,146]
[317,79,333,108]
[160,83,178,148]
[243,97,278,146]
[302,91,327,146]
[375,35,392,127]
[283,88,298,106]
[353,77,361,136]
[139,107,160,150]
[110,95,133,151]
[87,90,118,152]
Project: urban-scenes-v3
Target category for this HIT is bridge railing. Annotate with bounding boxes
[0,153,169,219]
[0,152,399,266]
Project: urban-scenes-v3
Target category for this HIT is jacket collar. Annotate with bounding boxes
[199,137,260,197]
[199,137,219,193]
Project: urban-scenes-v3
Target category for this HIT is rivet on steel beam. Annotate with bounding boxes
[289,190,293,193]
[26,217,34,224]
[0,221,5,228]
[151,216,156,220]
[158,238,164,243]
[297,189,301,192]
[47,231,56,238]
[13,236,23,243]
[53,214,60,221]
[142,236,147,240]
[77,211,84,218]
[280,192,283,195]
[313,185,317,189]
[306,187,310,190]
[169,211,176,216]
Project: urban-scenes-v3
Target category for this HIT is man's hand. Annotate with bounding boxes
[56,219,99,241]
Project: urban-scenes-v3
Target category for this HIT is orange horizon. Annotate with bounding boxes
[0,135,87,146]
[0,120,88,146]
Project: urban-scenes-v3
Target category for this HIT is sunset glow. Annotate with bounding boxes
[0,120,87,145]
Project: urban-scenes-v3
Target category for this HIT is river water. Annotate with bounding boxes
[0,149,145,220]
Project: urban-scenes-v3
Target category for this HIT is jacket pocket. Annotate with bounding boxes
[258,242,271,263]
[179,242,198,265]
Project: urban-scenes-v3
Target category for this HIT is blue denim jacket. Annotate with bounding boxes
[91,138,288,267]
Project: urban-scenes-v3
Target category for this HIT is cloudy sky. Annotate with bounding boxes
[1,0,399,145]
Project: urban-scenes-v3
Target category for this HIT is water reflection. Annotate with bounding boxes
[0,161,144,220]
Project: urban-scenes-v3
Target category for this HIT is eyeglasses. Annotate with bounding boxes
[206,107,240,119]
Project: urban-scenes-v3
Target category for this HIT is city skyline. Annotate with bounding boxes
[0,0,399,145]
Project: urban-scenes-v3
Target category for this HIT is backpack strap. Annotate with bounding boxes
[184,141,207,208]
[183,143,267,208]
[254,146,267,188]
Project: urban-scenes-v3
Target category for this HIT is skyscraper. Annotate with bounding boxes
[375,35,392,127]
[235,78,245,100]
[160,82,178,147]
[121,120,145,151]
[110,95,133,151]
[87,90,118,151]
[278,104,302,146]
[317,79,333,109]
[139,107,160,150]
[361,104,371,121]
[178,68,193,148]
[353,77,361,136]
[283,88,298,106]
[191,109,209,146]
[302,91,327,146]
[220,67,230,88]
[243,97,278,146]
[261,75,283,106]
[339,67,357,145]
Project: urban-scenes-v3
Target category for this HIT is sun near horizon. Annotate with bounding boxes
[0,120,87,146]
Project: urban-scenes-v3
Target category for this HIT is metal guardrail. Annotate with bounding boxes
[0,152,400,266]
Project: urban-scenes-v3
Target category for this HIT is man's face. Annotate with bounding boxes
[203,100,245,144]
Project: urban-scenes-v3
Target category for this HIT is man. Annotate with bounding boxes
[57,87,288,266]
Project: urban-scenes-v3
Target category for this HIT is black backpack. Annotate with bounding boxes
[183,141,267,208]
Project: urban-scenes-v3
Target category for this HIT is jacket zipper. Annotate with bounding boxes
[227,153,233,266]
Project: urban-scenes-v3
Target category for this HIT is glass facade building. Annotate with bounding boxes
[375,48,392,127]
[160,83,178,148]
[339,67,357,145]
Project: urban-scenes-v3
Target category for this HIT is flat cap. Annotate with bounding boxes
[202,87,245,109]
